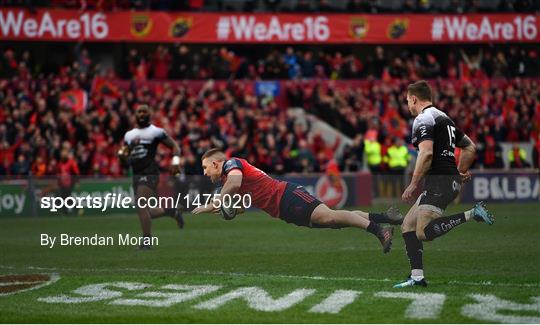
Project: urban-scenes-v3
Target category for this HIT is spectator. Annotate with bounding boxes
[347,0,376,12]
[295,0,311,12]
[460,48,483,79]
[416,0,432,12]
[372,46,387,78]
[341,134,365,172]
[299,51,316,78]
[318,0,334,12]
[283,47,300,79]
[152,45,171,80]
[173,45,192,79]
[386,137,409,174]
[508,143,530,168]
[364,132,382,173]
[0,45,538,178]
[10,154,30,176]
[492,51,509,77]
[480,136,504,169]
[534,133,540,169]
[423,54,441,78]
[2,49,18,78]
[264,0,281,11]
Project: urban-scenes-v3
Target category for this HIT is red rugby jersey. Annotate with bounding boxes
[221,158,287,218]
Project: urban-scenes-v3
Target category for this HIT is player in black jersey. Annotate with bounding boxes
[394,81,495,288]
[118,105,184,249]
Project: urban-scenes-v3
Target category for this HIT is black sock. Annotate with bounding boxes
[403,231,423,270]
[423,213,466,241]
[311,223,348,229]
[368,212,388,224]
[366,221,382,236]
[164,207,175,217]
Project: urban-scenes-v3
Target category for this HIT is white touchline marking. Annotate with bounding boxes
[0,273,60,296]
[194,287,316,311]
[374,291,446,319]
[309,290,361,314]
[461,294,540,324]
[38,282,151,304]
[2,265,539,289]
[111,284,222,307]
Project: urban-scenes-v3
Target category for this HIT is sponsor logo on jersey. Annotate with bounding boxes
[419,125,428,138]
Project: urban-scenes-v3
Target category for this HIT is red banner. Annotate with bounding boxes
[0,9,538,43]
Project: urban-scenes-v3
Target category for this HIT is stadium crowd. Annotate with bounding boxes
[2,0,537,13]
[0,45,539,177]
[121,45,539,81]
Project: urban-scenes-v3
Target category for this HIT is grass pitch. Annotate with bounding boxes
[0,203,539,323]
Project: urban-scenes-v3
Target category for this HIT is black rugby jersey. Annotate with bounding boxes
[124,124,167,173]
[411,105,465,175]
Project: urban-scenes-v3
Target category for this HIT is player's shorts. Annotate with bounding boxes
[418,174,462,214]
[278,182,322,227]
[132,164,160,191]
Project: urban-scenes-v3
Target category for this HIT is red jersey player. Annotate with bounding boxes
[57,148,80,214]
[192,148,403,253]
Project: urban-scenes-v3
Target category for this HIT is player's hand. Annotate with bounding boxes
[460,171,472,183]
[402,183,419,203]
[191,204,220,215]
[192,205,212,215]
[117,145,129,159]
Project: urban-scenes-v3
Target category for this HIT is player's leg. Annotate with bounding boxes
[278,182,393,252]
[310,204,394,253]
[394,195,428,287]
[134,184,155,246]
[416,202,494,241]
[353,206,404,225]
[415,175,494,241]
[135,174,184,228]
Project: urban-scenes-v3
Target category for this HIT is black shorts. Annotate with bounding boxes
[418,174,461,213]
[133,164,160,191]
[278,182,322,227]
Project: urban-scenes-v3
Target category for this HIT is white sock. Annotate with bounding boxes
[411,269,424,281]
[464,209,473,221]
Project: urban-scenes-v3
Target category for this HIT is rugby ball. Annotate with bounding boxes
[220,205,238,220]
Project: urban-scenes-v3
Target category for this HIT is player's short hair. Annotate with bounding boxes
[407,80,432,102]
[136,104,152,111]
[201,148,226,162]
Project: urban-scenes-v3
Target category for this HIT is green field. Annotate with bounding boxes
[1,203,539,323]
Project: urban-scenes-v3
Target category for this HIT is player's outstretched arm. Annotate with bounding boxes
[162,134,181,174]
[192,204,219,215]
[402,140,433,202]
[456,134,476,182]
[219,169,243,196]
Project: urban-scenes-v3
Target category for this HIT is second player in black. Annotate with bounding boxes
[118,104,185,249]
[395,81,495,288]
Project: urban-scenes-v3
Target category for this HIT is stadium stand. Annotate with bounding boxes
[1,0,537,12]
[0,0,538,177]
[0,43,538,176]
